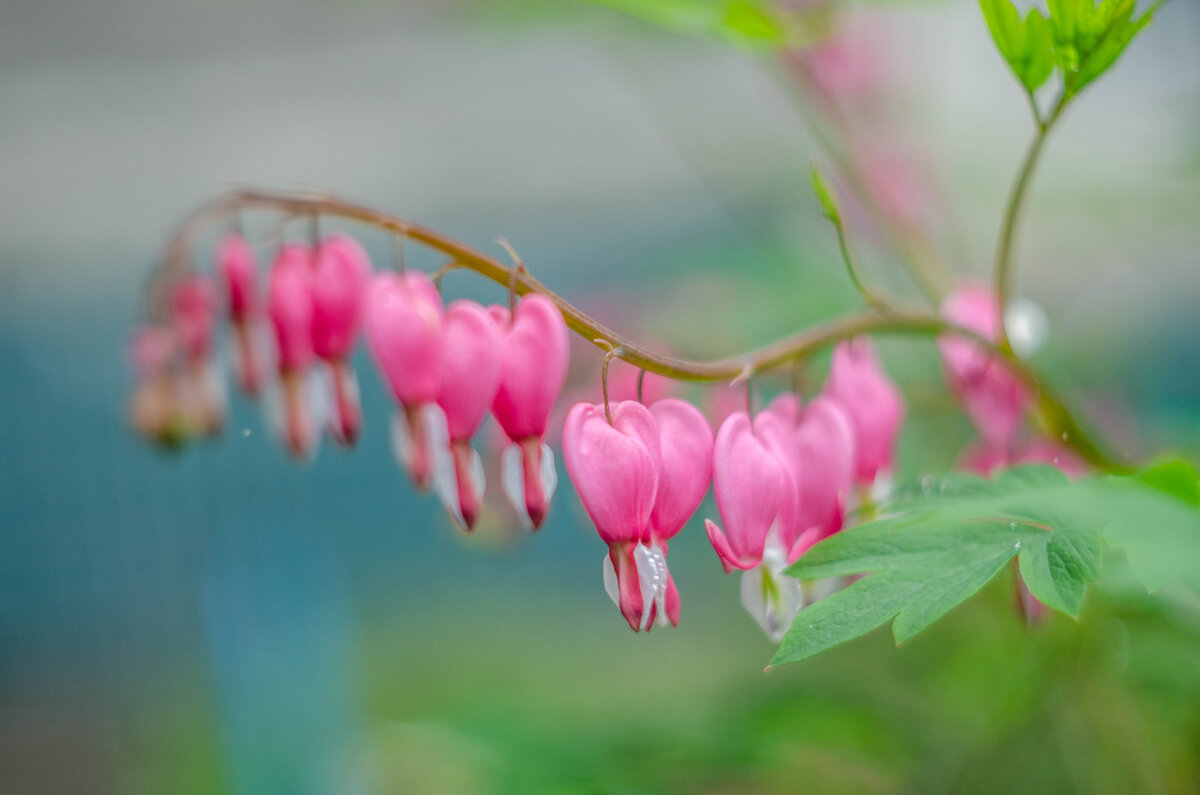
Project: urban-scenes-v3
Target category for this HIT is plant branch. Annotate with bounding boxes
[994,94,1066,352]
[152,187,1123,471]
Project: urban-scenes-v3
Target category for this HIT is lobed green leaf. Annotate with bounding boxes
[772,463,1200,667]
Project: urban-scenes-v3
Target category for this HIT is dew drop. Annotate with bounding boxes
[1061,432,1069,442]
[241,428,251,438]
[1009,521,1017,531]
[1014,540,1022,550]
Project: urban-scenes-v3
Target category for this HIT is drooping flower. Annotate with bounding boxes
[433,300,503,531]
[489,294,569,529]
[311,234,372,446]
[563,400,663,631]
[170,274,224,435]
[939,283,1032,447]
[363,270,446,490]
[823,337,905,487]
[128,324,181,444]
[216,232,262,396]
[267,243,316,458]
[704,411,791,574]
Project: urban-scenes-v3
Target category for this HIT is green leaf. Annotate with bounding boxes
[1045,0,1159,99]
[979,0,1057,93]
[771,464,1200,667]
[1136,458,1200,506]
[591,0,788,48]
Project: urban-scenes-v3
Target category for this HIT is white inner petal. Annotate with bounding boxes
[537,442,558,504]
[633,542,668,631]
[500,443,530,528]
[602,553,619,609]
[390,410,414,471]
[1005,297,1050,359]
[740,526,804,643]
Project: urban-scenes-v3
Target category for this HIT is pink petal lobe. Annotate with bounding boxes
[267,243,315,373]
[707,412,790,570]
[364,271,445,406]
[562,401,661,545]
[648,399,714,541]
[436,300,503,443]
[791,396,858,558]
[491,294,569,442]
[823,337,905,484]
[311,234,371,361]
[217,232,257,320]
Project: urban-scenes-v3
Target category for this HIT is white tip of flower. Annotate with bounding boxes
[633,542,669,631]
[501,441,558,529]
[1005,297,1049,359]
[602,552,619,609]
[538,442,558,505]
[740,529,803,643]
[501,443,530,529]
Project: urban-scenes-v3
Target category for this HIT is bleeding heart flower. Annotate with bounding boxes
[823,337,905,486]
[267,243,316,458]
[432,300,503,531]
[311,235,372,446]
[490,294,569,529]
[704,411,791,574]
[564,400,662,631]
[217,232,262,396]
[364,270,445,489]
[939,283,1031,447]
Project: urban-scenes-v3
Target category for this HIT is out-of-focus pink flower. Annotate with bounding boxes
[130,324,174,379]
[171,275,217,365]
[217,232,257,321]
[268,243,316,458]
[939,284,1032,447]
[704,411,791,573]
[796,21,889,107]
[217,233,262,397]
[364,270,446,489]
[823,337,905,485]
[433,300,504,531]
[564,400,663,631]
[763,391,802,430]
[789,396,858,560]
[311,234,371,446]
[704,382,747,430]
[490,295,569,530]
[128,324,179,443]
[311,235,371,361]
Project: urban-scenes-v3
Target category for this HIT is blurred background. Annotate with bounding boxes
[2,0,1200,792]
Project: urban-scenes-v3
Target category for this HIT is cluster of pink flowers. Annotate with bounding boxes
[131,227,1088,637]
[563,337,905,637]
[130,232,570,533]
[130,227,914,637]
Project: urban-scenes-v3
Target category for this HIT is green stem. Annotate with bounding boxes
[994,96,1066,352]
